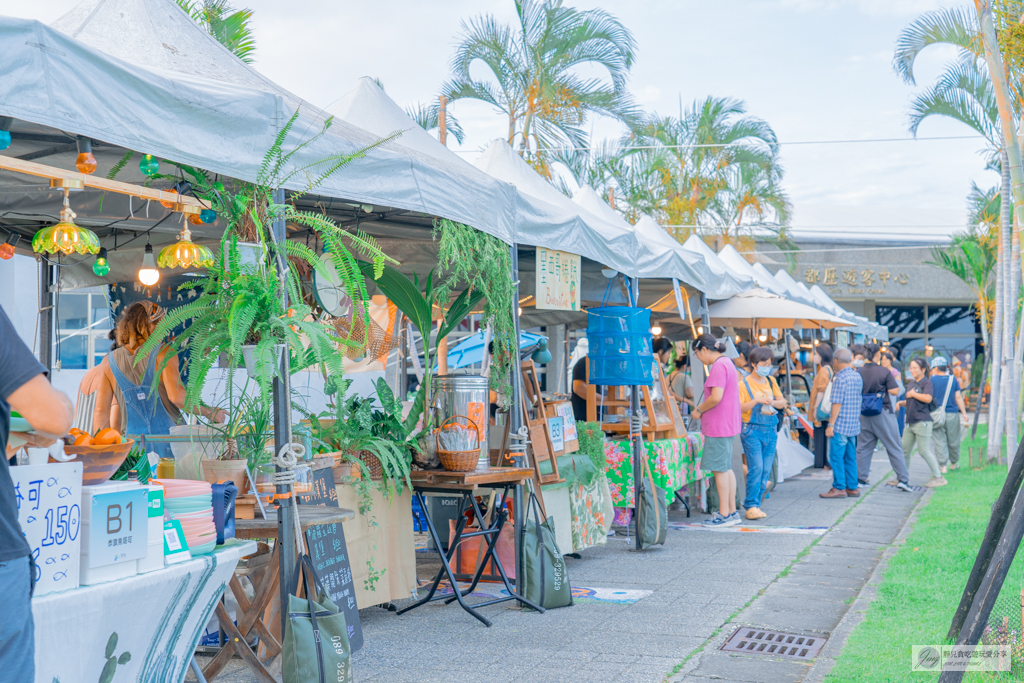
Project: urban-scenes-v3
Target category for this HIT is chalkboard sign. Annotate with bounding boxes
[305,523,363,651]
[297,466,339,507]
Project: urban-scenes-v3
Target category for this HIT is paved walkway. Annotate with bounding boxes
[189,449,931,683]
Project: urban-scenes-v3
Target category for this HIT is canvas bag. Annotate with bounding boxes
[283,554,353,683]
[816,367,834,421]
[637,452,667,548]
[930,375,955,423]
[520,489,573,610]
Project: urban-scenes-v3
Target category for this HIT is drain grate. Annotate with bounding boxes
[721,627,827,660]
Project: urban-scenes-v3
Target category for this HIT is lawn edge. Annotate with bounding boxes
[802,487,934,682]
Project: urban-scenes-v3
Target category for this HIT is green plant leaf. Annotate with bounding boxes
[105,632,118,659]
[118,651,131,665]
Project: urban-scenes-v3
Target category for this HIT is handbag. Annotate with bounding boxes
[860,392,884,417]
[637,452,667,549]
[816,367,834,422]
[520,489,573,610]
[930,376,955,423]
[283,554,353,683]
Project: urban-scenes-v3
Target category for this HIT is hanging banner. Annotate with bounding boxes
[536,248,581,311]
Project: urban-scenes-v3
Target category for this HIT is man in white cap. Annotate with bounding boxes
[929,356,969,472]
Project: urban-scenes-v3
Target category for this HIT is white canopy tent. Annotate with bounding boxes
[474,140,643,278]
[571,186,711,290]
[718,245,789,297]
[0,1,515,244]
[679,236,756,300]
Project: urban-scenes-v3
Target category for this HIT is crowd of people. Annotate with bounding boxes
[677,334,970,527]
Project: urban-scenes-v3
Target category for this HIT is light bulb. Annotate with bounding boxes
[159,188,178,209]
[735,335,741,343]
[758,334,767,342]
[518,307,523,316]
[188,213,203,225]
[0,233,18,260]
[93,248,110,277]
[651,325,662,336]
[75,137,97,174]
[139,154,160,177]
[75,152,97,174]
[138,244,160,286]
[0,130,10,151]
[697,326,703,335]
[200,209,217,224]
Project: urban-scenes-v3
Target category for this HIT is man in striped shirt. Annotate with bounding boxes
[821,348,863,499]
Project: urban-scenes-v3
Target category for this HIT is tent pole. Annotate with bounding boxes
[509,243,525,590]
[37,257,53,374]
[630,277,643,551]
[271,188,297,635]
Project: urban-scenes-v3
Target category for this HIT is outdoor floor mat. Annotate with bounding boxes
[669,522,829,535]
[415,580,652,605]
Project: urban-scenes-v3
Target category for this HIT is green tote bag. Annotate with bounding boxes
[637,452,667,549]
[283,554,353,683]
[520,490,574,610]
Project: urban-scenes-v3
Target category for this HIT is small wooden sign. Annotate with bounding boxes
[305,523,363,651]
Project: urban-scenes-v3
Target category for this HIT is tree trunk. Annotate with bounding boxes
[1007,211,1018,461]
[1002,150,1015,462]
[990,230,1003,463]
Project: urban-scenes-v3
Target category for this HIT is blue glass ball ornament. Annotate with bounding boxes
[200,209,217,224]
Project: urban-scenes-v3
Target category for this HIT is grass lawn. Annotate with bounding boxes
[825,425,1024,682]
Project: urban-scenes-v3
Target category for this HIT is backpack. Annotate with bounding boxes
[816,367,834,421]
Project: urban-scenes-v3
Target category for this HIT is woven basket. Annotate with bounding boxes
[436,415,482,472]
[351,450,382,479]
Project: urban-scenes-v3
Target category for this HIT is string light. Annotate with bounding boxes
[651,325,662,335]
[92,247,110,277]
[75,137,97,175]
[139,154,160,177]
[0,233,18,260]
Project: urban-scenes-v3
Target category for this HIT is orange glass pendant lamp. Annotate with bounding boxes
[0,233,19,260]
[158,224,214,269]
[32,189,100,255]
[75,137,97,174]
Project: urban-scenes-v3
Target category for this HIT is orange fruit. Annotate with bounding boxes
[93,428,122,446]
[69,428,83,437]
[73,434,94,447]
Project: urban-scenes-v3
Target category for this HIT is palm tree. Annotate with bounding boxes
[443,0,638,175]
[894,6,1019,458]
[405,101,466,145]
[176,0,256,63]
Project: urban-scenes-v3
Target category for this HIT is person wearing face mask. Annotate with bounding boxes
[732,340,752,377]
[898,358,947,487]
[737,346,787,519]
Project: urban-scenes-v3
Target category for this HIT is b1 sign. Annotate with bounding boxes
[87,488,149,568]
[12,462,83,597]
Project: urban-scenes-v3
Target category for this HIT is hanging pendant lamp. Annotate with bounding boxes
[158,224,214,269]
[32,189,101,256]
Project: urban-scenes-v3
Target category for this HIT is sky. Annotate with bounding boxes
[0,0,993,238]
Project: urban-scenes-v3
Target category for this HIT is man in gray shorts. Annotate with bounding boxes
[853,343,912,492]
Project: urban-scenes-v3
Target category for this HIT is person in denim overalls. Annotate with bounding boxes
[738,346,787,520]
[92,302,224,457]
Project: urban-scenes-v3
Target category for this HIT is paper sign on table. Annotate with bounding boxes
[87,488,148,568]
[555,403,578,442]
[535,247,581,311]
[11,462,82,596]
[547,416,565,452]
[163,519,192,564]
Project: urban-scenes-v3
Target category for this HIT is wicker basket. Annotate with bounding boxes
[436,415,482,472]
[356,450,383,479]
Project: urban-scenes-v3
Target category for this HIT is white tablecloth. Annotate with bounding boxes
[33,539,257,683]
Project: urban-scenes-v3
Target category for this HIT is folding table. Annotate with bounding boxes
[398,467,545,626]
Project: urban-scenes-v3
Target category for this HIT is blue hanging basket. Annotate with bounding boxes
[586,306,654,386]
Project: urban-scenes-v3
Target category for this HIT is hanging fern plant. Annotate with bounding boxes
[433,219,516,398]
[137,110,400,410]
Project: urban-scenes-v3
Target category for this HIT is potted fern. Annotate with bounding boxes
[138,111,399,464]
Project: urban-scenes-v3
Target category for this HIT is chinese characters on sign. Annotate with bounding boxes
[536,247,581,311]
[804,267,910,291]
[306,523,363,651]
[12,462,82,596]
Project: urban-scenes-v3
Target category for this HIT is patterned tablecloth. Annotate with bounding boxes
[605,434,706,508]
[568,473,613,551]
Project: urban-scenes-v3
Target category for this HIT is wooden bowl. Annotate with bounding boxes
[57,439,135,486]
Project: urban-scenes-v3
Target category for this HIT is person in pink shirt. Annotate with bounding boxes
[690,334,742,526]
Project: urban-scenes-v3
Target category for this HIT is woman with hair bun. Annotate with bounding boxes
[690,334,742,527]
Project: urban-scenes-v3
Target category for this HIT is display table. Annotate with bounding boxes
[605,434,706,507]
[33,539,257,683]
